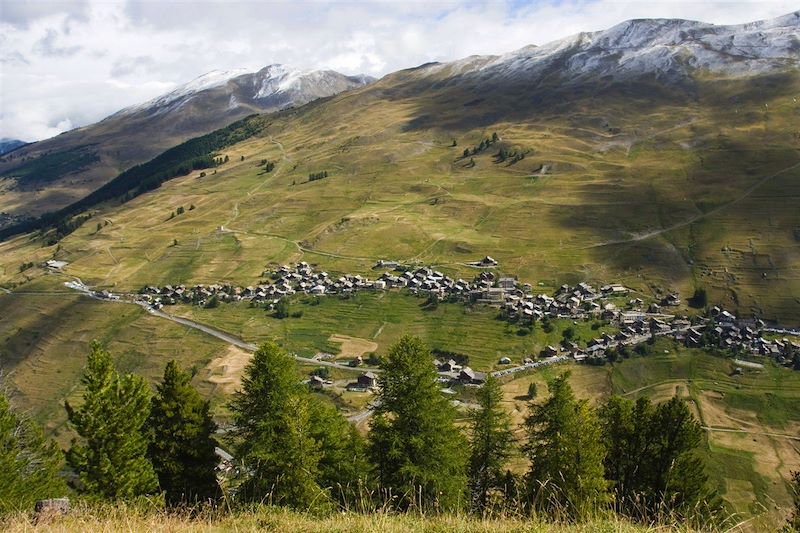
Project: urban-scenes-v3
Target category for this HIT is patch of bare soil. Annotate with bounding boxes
[205,345,253,394]
[328,334,378,359]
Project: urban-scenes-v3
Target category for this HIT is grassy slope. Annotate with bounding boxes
[1,74,798,322]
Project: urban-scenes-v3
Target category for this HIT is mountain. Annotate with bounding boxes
[0,65,373,223]
[0,139,27,156]
[423,11,799,85]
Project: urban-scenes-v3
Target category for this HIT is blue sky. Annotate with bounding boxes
[1,0,796,141]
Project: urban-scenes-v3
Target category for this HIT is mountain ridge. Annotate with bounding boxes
[0,65,373,223]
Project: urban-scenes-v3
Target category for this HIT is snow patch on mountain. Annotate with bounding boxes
[422,10,800,85]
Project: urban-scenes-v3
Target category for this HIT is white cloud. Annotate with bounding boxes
[0,0,796,141]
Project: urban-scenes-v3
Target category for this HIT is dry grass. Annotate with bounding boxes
[0,504,728,533]
[328,334,378,360]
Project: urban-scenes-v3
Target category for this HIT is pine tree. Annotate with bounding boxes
[148,361,219,506]
[65,342,158,499]
[468,374,514,515]
[523,372,609,519]
[368,335,468,511]
[0,392,67,514]
[230,341,323,507]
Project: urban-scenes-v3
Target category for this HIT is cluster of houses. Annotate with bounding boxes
[137,262,642,326]
[130,261,799,371]
[678,307,799,366]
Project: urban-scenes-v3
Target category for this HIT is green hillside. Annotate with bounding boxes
[2,72,798,323]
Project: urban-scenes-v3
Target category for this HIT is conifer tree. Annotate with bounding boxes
[368,335,468,511]
[599,395,720,521]
[0,392,67,514]
[468,374,514,515]
[309,398,372,509]
[148,360,219,506]
[65,342,157,499]
[788,470,800,531]
[523,372,609,519]
[230,341,322,507]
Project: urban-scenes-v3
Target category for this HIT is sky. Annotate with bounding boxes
[0,0,796,142]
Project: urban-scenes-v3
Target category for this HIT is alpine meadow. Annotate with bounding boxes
[1,4,800,532]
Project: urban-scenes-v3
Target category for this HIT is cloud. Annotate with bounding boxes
[0,0,796,141]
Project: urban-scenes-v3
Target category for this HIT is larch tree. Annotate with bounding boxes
[523,372,609,519]
[788,470,800,531]
[599,395,721,522]
[230,341,322,508]
[148,360,220,506]
[468,374,515,515]
[368,335,468,511]
[0,391,67,513]
[308,397,372,510]
[65,342,157,499]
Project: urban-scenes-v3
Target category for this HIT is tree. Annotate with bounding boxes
[148,361,219,506]
[527,383,537,399]
[689,288,708,309]
[230,342,323,508]
[788,470,800,531]
[369,336,468,511]
[204,295,219,309]
[599,395,719,521]
[468,375,514,515]
[492,132,499,142]
[523,372,609,519]
[0,392,67,514]
[65,342,158,499]
[274,297,290,319]
[308,398,372,509]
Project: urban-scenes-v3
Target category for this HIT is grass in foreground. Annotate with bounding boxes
[0,504,731,533]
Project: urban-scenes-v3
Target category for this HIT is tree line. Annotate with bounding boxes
[2,336,795,527]
[0,114,264,242]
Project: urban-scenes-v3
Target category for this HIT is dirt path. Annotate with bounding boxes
[585,160,800,249]
[702,426,800,441]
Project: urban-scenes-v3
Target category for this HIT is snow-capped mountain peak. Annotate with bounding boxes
[418,10,800,86]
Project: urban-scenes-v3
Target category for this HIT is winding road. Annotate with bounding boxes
[63,279,379,373]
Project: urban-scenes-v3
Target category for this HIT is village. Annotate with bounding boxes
[127,260,800,374]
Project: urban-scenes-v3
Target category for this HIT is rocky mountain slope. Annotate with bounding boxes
[409,11,800,86]
[0,66,372,222]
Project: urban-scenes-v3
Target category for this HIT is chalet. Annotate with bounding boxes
[438,359,461,372]
[308,375,326,390]
[499,356,512,365]
[357,371,377,389]
[498,278,516,290]
[458,367,487,385]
